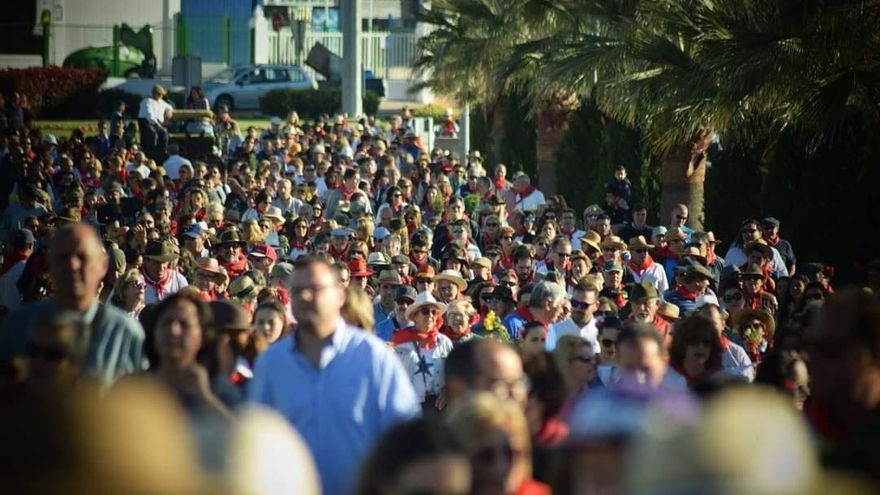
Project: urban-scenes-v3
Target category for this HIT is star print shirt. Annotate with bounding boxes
[393,335,454,401]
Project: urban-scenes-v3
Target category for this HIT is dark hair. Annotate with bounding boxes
[521,321,546,340]
[356,418,464,495]
[668,314,723,373]
[143,288,218,375]
[522,351,567,423]
[616,322,664,350]
[445,339,479,386]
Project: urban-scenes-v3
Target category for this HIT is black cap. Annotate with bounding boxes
[395,285,418,303]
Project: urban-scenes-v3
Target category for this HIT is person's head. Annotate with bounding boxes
[671,204,689,227]
[445,340,527,408]
[554,335,599,394]
[445,299,476,335]
[528,280,566,325]
[289,256,345,337]
[669,314,723,373]
[49,224,108,312]
[444,392,532,495]
[598,316,623,363]
[519,322,547,357]
[570,281,599,327]
[616,323,668,388]
[761,217,781,240]
[409,294,445,333]
[357,418,471,495]
[550,236,573,272]
[739,219,762,244]
[594,215,611,237]
[512,247,534,282]
[150,290,215,369]
[253,300,287,344]
[570,251,592,281]
[722,286,746,315]
[803,289,880,423]
[631,204,648,227]
[25,310,90,386]
[515,174,532,194]
[735,309,776,349]
[683,266,713,294]
[111,268,146,309]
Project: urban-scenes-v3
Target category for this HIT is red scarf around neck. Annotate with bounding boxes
[628,254,655,274]
[440,324,471,342]
[0,250,29,276]
[392,326,438,350]
[516,185,536,202]
[675,285,701,301]
[142,266,173,300]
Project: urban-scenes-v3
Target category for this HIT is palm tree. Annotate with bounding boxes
[516,0,880,229]
[414,0,578,194]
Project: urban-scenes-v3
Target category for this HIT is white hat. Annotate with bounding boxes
[433,269,467,292]
[405,291,448,322]
[271,116,282,126]
[696,293,721,309]
[652,226,668,238]
[262,206,285,223]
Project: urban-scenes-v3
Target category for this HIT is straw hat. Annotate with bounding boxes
[434,269,467,291]
[579,231,602,253]
[658,302,680,320]
[599,235,626,251]
[628,236,655,250]
[262,206,286,224]
[404,292,448,321]
[228,275,259,300]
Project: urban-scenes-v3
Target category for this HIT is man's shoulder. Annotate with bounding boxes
[100,304,146,336]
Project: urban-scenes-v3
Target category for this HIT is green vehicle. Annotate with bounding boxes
[62,24,156,78]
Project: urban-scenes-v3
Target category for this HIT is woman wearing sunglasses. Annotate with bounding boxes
[110,268,146,319]
[669,314,724,389]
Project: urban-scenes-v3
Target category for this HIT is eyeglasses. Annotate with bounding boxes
[420,307,439,316]
[501,236,513,241]
[601,338,617,347]
[570,299,595,310]
[392,193,402,197]
[486,223,500,227]
[128,280,146,289]
[486,376,530,401]
[500,280,517,287]
[595,310,615,318]
[723,293,744,302]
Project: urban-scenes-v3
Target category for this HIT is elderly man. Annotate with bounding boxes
[512,174,546,213]
[137,85,172,156]
[503,280,566,341]
[546,281,600,351]
[273,178,303,217]
[664,264,714,316]
[0,223,146,386]
[248,256,419,495]
[627,282,671,345]
[374,270,402,326]
[375,286,417,342]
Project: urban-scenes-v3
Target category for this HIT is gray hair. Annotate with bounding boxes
[529,280,566,309]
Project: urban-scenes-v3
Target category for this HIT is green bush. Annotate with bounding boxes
[0,66,107,118]
[259,88,380,118]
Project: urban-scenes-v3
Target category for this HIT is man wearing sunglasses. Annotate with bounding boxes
[626,235,669,293]
[546,281,600,351]
[669,203,694,242]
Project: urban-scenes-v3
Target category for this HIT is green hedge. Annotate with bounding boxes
[0,66,107,118]
[259,88,380,118]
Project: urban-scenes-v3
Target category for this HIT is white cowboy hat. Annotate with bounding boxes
[433,269,468,292]
[405,291,448,322]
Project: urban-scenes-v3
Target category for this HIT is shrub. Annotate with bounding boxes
[260,88,380,118]
[0,66,107,118]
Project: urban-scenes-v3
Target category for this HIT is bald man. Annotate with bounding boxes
[0,223,147,386]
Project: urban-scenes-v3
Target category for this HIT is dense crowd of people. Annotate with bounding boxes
[2,85,880,494]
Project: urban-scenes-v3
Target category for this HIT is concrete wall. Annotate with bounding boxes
[36,0,180,73]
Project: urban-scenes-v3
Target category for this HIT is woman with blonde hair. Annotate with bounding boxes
[342,285,375,332]
[240,219,266,247]
[444,392,550,495]
[355,217,376,250]
[440,299,478,344]
[553,335,600,396]
[110,269,147,319]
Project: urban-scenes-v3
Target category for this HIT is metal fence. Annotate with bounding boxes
[267,29,418,80]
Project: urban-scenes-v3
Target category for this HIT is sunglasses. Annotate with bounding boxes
[501,236,513,241]
[128,280,146,289]
[500,280,517,287]
[570,299,594,310]
[595,310,615,318]
[601,338,617,347]
[486,223,500,227]
[420,307,439,316]
[555,252,572,258]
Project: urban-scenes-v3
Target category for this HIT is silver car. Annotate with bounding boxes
[204,64,317,111]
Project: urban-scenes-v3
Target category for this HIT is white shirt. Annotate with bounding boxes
[721,339,755,382]
[514,188,546,213]
[162,154,192,180]
[546,317,599,351]
[567,229,587,251]
[273,196,303,216]
[138,97,173,125]
[628,261,670,294]
[127,163,152,180]
[144,271,189,305]
[393,334,453,402]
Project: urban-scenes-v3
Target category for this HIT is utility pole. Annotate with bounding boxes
[341,0,363,117]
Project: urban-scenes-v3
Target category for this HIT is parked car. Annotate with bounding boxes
[204,64,317,111]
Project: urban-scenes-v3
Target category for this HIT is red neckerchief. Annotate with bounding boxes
[409,251,428,270]
[481,232,498,248]
[653,246,676,262]
[142,266,173,300]
[675,285,701,301]
[706,250,717,265]
[499,255,513,270]
[328,245,349,260]
[719,333,732,350]
[515,185,536,203]
[627,254,655,274]
[339,184,358,200]
[392,326,438,350]
[494,178,508,190]
[220,252,248,279]
[290,238,310,250]
[534,416,569,446]
[440,324,471,342]
[515,479,551,495]
[764,235,780,247]
[0,250,28,276]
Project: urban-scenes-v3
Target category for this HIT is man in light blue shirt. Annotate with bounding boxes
[248,257,419,495]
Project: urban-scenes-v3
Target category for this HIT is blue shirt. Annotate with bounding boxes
[375,315,405,342]
[373,302,393,331]
[247,320,420,495]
